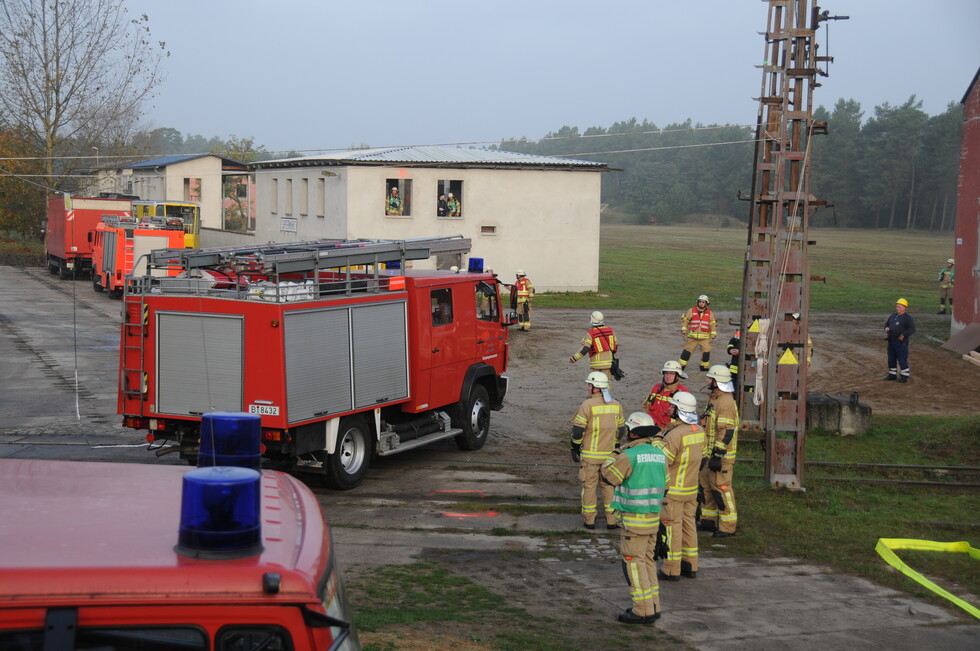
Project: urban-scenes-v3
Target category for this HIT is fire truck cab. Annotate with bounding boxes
[0,458,358,650]
[119,236,514,489]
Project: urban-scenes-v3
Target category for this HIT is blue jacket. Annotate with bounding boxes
[884,312,916,342]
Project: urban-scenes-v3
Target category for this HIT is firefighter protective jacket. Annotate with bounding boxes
[601,438,667,534]
[571,394,625,463]
[515,277,533,302]
[571,325,618,369]
[656,422,705,500]
[643,381,688,429]
[682,307,716,339]
[704,390,739,461]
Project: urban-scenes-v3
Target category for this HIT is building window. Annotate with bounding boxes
[437,180,463,217]
[316,178,325,218]
[183,177,201,202]
[300,178,309,216]
[430,288,453,326]
[271,178,278,214]
[222,173,253,231]
[480,225,496,235]
[285,179,293,215]
[386,179,411,216]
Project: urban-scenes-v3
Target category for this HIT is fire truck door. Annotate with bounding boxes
[427,287,460,407]
[474,281,502,365]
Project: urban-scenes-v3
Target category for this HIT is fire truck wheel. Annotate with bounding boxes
[323,416,373,490]
[92,275,103,294]
[454,384,491,451]
[58,261,71,280]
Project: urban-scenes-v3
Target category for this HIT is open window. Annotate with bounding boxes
[386,179,412,216]
[475,281,498,322]
[430,288,453,326]
[437,180,463,217]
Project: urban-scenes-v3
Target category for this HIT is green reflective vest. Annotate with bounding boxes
[611,443,667,514]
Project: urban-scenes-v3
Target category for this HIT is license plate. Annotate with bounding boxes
[248,404,279,416]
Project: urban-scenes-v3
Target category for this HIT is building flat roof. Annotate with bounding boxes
[252,145,607,170]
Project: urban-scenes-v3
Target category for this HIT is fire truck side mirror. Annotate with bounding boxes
[504,311,519,326]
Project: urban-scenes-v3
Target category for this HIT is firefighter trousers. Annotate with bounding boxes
[580,461,616,526]
[699,460,737,534]
[660,498,698,575]
[517,298,531,329]
[621,529,660,617]
[680,337,712,370]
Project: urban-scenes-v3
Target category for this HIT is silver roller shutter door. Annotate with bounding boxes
[351,302,408,409]
[284,308,352,424]
[156,313,243,415]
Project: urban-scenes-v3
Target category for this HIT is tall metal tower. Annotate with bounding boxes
[737,1,845,490]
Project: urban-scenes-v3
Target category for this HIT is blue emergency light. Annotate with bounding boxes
[468,257,484,273]
[199,411,261,470]
[176,466,263,558]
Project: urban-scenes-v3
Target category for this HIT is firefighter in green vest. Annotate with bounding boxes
[600,412,668,625]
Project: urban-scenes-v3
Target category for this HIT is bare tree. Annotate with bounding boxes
[0,0,167,191]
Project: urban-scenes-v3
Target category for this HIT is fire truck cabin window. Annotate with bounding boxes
[217,626,290,650]
[475,282,497,321]
[386,179,412,216]
[431,288,453,326]
[0,626,208,650]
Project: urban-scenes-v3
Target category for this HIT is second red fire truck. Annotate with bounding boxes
[118,236,513,489]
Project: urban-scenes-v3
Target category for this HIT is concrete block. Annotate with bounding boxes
[806,392,872,436]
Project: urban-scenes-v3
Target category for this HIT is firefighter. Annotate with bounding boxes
[726,329,741,384]
[600,411,668,624]
[884,298,916,383]
[569,311,618,381]
[680,295,716,372]
[699,365,739,538]
[790,313,813,368]
[570,371,627,530]
[656,391,704,581]
[642,360,689,431]
[386,186,402,215]
[937,258,954,314]
[514,270,534,331]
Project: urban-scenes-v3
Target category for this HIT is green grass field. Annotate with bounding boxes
[535,224,954,313]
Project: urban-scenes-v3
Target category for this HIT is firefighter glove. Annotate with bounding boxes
[708,454,723,472]
[570,442,582,463]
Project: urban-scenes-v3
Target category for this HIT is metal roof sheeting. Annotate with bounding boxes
[253,146,606,170]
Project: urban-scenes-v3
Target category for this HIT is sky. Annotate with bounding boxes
[127,0,980,156]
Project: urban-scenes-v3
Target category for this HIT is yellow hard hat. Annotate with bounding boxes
[896,298,909,307]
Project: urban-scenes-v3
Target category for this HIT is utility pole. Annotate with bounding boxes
[737,1,847,490]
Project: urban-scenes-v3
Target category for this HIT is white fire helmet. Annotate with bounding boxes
[586,371,609,389]
[590,311,604,326]
[668,391,698,414]
[661,359,688,379]
[698,294,710,304]
[625,411,655,430]
[706,364,733,383]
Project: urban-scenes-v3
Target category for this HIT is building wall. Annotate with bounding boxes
[249,164,600,292]
[163,159,223,230]
[952,78,980,335]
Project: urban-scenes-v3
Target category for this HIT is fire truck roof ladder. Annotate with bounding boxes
[145,235,472,275]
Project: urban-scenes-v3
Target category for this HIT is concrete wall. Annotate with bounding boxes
[163,159,224,230]
[250,164,601,291]
[952,75,980,335]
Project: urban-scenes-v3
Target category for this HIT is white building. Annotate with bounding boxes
[93,154,251,232]
[227,146,607,292]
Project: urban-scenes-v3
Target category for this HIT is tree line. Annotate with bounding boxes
[497,96,963,230]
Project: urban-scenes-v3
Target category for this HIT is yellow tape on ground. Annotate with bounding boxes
[874,538,980,619]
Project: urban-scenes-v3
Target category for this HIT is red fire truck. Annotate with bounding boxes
[91,214,186,298]
[0,458,359,650]
[118,236,513,489]
[44,195,132,279]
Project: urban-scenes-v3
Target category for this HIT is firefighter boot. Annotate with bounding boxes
[618,609,657,625]
[699,351,711,372]
[681,561,697,579]
[679,349,691,368]
[657,570,680,582]
[938,298,946,314]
